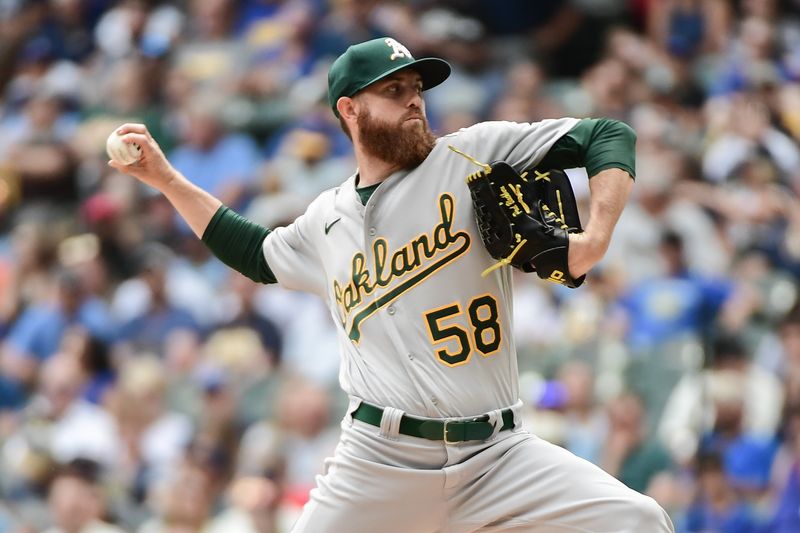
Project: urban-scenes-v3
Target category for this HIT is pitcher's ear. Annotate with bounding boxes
[337,96,357,121]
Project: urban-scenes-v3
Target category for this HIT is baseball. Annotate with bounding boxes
[106,130,142,165]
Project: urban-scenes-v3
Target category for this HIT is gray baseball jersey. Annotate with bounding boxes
[262,118,578,417]
[263,118,674,533]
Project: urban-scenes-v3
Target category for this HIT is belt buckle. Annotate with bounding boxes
[443,418,458,444]
[443,416,486,443]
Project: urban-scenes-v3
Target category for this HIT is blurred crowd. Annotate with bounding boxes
[1,0,800,531]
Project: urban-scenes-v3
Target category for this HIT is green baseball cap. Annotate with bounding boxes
[328,37,451,117]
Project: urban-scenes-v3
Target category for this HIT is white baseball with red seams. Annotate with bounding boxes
[106,130,142,165]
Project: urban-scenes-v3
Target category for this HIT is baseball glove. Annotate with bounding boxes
[450,146,586,288]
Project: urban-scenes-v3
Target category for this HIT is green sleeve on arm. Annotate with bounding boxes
[201,206,277,284]
[538,118,637,179]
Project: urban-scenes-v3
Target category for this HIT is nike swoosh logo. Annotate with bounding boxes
[324,218,342,234]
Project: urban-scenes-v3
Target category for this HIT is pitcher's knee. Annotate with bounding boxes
[630,495,674,532]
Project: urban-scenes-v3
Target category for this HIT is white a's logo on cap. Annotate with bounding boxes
[385,38,413,61]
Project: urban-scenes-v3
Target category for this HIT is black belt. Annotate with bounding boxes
[352,402,515,443]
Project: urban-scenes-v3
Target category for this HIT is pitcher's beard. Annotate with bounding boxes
[357,109,437,169]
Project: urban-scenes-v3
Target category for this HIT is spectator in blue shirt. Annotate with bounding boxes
[766,403,800,533]
[684,452,762,533]
[617,231,734,351]
[169,94,262,214]
[115,243,199,355]
[0,268,116,388]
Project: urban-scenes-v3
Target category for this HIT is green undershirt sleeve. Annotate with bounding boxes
[201,205,277,284]
[538,118,637,179]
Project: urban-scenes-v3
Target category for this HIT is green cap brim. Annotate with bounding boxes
[333,57,451,117]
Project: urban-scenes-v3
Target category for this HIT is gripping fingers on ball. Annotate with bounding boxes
[120,133,149,150]
[115,123,151,137]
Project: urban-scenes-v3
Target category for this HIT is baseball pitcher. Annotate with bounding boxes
[112,37,674,532]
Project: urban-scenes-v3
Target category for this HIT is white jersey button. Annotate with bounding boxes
[431,397,439,405]
[368,227,376,236]
[387,306,396,315]
[407,353,414,360]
